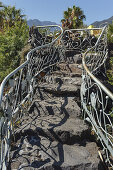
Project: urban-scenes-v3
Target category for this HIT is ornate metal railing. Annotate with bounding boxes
[62,28,100,52]
[0,25,63,170]
[81,25,113,167]
[0,25,113,169]
[59,28,102,66]
[29,25,62,48]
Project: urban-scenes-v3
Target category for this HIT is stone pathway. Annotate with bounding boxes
[9,61,104,170]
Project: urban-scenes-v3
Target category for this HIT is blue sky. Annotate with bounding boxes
[1,0,113,25]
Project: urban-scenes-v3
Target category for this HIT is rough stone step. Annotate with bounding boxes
[15,97,81,132]
[33,86,54,101]
[52,62,82,78]
[53,71,82,78]
[31,97,81,117]
[58,63,82,73]
[14,114,90,145]
[10,132,103,170]
[63,53,82,64]
[37,83,80,96]
[45,76,82,87]
[14,95,90,144]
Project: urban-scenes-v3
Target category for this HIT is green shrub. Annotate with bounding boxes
[107,22,113,43]
[0,4,29,83]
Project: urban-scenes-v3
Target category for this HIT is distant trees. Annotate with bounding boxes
[0,2,29,82]
[61,5,86,29]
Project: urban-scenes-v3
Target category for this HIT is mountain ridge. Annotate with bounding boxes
[27,19,58,27]
[91,16,113,27]
[27,16,113,28]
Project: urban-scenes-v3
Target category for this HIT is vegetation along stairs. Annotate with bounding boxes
[0,25,113,170]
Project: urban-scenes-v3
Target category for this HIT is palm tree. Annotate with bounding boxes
[72,5,86,28]
[13,8,26,22]
[0,1,5,30]
[1,5,26,29]
[62,7,72,29]
[61,5,86,29]
[0,1,4,8]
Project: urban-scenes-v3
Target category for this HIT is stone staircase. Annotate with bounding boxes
[9,61,104,170]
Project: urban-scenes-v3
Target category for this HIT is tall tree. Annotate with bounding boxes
[0,3,29,82]
[0,1,5,30]
[61,5,86,29]
[1,5,26,28]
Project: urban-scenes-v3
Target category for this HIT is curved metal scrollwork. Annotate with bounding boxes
[81,26,113,168]
[61,28,100,53]
[0,25,63,170]
[29,25,62,48]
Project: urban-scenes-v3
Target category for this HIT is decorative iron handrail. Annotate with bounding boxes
[81,25,113,167]
[0,25,63,170]
[0,25,63,106]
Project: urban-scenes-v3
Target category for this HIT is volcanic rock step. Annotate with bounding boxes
[10,133,103,170]
[14,97,87,143]
[10,96,103,169]
[50,63,82,78]
[37,76,81,97]
[58,63,82,73]
[15,115,90,145]
[45,76,82,86]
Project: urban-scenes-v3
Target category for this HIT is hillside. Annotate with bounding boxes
[92,16,113,27]
[27,19,58,27]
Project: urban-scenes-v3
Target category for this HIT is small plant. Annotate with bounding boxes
[107,23,113,86]
[109,107,113,124]
[107,22,113,44]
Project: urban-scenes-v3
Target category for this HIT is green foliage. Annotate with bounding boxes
[107,51,113,86]
[107,22,113,43]
[107,55,113,86]
[19,44,31,64]
[61,5,86,29]
[107,70,113,86]
[0,3,29,82]
[109,107,113,125]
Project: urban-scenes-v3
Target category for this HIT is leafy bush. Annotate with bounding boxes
[106,23,113,86]
[0,4,29,82]
[107,53,113,86]
[107,22,113,43]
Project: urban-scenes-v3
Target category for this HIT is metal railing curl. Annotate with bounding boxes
[81,25,113,167]
[0,25,63,170]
